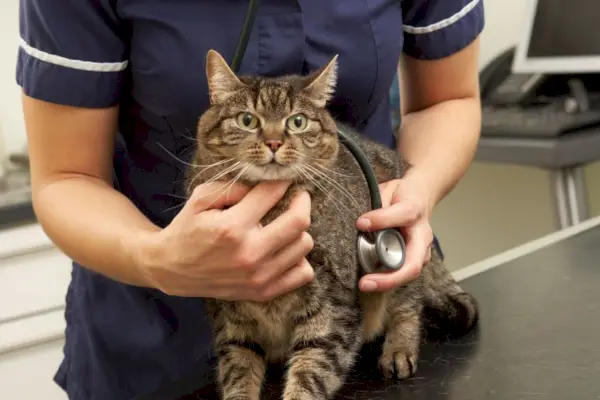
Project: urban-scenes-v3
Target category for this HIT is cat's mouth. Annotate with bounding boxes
[243,162,300,182]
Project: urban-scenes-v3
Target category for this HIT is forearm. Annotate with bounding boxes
[397,96,481,208]
[33,175,160,287]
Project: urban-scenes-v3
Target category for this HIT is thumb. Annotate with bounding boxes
[357,199,421,231]
[186,181,251,214]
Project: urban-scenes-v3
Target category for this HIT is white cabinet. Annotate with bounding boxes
[0,223,70,399]
[0,339,67,400]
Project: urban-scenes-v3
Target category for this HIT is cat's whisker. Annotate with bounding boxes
[159,193,192,214]
[300,163,363,212]
[202,164,251,210]
[185,128,198,140]
[314,163,356,178]
[178,142,197,156]
[301,163,361,204]
[178,128,200,142]
[288,150,354,178]
[194,158,238,178]
[314,164,354,179]
[294,165,356,220]
[200,162,244,186]
[303,175,351,220]
[156,142,197,168]
[160,193,189,200]
[157,141,235,169]
[161,201,186,214]
[186,161,243,195]
[162,163,246,214]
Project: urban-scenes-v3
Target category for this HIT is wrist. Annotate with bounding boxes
[121,227,165,288]
[401,167,440,215]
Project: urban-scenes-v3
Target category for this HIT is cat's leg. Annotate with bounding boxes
[379,299,423,380]
[282,301,362,400]
[420,253,479,342]
[213,320,267,400]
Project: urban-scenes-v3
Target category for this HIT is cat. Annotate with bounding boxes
[185,49,479,400]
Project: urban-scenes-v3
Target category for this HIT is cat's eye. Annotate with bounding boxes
[236,112,259,130]
[286,113,308,133]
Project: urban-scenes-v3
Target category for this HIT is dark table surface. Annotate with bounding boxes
[144,221,600,400]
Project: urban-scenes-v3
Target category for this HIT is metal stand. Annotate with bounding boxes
[551,166,590,229]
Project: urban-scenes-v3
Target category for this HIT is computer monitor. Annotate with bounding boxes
[513,0,600,74]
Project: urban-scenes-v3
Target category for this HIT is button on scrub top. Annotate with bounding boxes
[16,1,484,399]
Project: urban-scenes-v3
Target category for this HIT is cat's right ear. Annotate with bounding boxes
[303,55,339,108]
[205,49,245,104]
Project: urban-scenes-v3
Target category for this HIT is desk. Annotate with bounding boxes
[140,216,600,400]
[476,127,600,229]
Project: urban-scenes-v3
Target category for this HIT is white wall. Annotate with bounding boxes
[0,0,24,157]
[478,0,529,68]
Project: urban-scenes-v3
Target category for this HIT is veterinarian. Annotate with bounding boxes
[17,0,484,399]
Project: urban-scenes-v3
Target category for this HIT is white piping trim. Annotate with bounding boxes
[452,214,600,282]
[403,0,481,35]
[19,38,129,72]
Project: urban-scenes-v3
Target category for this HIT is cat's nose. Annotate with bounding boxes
[265,139,283,152]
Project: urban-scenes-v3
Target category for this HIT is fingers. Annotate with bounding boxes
[402,223,433,275]
[187,181,252,213]
[254,191,312,257]
[377,181,396,207]
[358,222,432,292]
[255,258,315,301]
[357,199,421,232]
[250,232,314,287]
[227,180,293,227]
[424,243,433,264]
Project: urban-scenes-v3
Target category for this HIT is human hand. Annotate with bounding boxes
[140,180,314,301]
[355,177,434,292]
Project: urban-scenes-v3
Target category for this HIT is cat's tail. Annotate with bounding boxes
[421,290,479,343]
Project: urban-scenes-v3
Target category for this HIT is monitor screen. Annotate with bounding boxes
[513,0,600,73]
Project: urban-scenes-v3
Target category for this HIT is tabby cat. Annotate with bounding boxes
[185,49,479,400]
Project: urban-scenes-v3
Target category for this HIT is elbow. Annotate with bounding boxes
[30,172,109,217]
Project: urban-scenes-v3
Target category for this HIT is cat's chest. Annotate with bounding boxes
[240,295,301,362]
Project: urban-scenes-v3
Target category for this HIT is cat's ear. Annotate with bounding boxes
[303,55,339,108]
[205,49,245,104]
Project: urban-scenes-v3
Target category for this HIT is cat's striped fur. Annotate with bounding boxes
[186,50,479,400]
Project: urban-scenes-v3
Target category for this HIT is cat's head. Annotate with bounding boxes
[195,49,340,182]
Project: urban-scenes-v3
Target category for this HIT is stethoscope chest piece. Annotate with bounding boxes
[356,229,406,273]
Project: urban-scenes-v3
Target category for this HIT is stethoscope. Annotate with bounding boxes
[228,0,407,273]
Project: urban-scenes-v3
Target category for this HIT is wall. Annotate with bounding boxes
[1,0,600,270]
[0,0,23,157]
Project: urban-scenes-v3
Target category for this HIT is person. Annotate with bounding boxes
[16,0,484,399]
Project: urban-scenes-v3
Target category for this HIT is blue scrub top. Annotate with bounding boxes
[16,1,484,399]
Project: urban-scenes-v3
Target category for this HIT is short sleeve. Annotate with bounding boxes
[16,0,129,108]
[402,0,485,60]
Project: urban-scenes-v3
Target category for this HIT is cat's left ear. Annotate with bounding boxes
[205,49,246,104]
[303,55,339,108]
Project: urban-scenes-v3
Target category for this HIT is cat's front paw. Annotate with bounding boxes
[378,350,418,380]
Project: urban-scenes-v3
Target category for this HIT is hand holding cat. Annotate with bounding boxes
[356,177,434,292]
[141,180,315,301]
